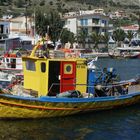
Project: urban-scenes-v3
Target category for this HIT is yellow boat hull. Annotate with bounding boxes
[0,92,140,119]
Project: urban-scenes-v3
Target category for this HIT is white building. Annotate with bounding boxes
[0,19,10,39]
[0,16,36,45]
[9,16,34,36]
[63,9,111,35]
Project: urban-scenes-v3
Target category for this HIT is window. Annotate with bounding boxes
[11,58,16,68]
[26,60,36,71]
[0,25,4,33]
[102,29,106,33]
[64,64,73,74]
[80,19,88,26]
[41,62,46,73]
[92,18,99,24]
[102,20,107,25]
[85,19,88,25]
[6,58,9,63]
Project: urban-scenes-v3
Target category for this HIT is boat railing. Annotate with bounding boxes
[48,82,133,91]
[48,80,139,96]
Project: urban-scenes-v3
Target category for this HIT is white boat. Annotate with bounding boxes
[0,48,29,72]
[109,47,140,59]
[0,55,22,71]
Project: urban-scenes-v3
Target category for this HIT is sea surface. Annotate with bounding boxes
[0,58,140,140]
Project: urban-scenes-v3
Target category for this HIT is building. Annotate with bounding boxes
[0,16,35,38]
[0,16,36,49]
[77,13,110,35]
[120,24,139,33]
[0,37,20,55]
[120,24,140,46]
[109,10,128,19]
[0,19,10,39]
[10,16,34,36]
[63,9,111,36]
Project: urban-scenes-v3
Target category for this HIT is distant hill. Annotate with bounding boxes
[0,0,139,17]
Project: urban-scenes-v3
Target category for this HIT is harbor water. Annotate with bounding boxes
[0,58,140,140]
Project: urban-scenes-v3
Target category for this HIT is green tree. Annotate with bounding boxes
[112,29,126,47]
[135,12,140,33]
[14,0,25,8]
[35,8,64,45]
[35,10,47,36]
[60,28,75,44]
[39,0,45,6]
[0,9,3,18]
[76,28,88,48]
[126,31,134,46]
[101,32,110,52]
[90,32,101,52]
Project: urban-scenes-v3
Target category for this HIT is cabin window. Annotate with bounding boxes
[41,62,46,73]
[26,60,36,71]
[6,58,9,63]
[11,59,16,68]
[64,64,73,74]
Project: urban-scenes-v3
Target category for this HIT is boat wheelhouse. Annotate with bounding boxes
[0,48,29,72]
[22,55,88,97]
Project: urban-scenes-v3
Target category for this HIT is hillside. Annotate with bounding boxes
[0,0,139,17]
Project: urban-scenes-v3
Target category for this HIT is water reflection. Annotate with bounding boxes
[0,105,140,140]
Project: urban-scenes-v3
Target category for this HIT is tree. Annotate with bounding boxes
[76,28,88,48]
[35,10,47,36]
[35,8,64,45]
[112,29,126,47]
[39,0,45,6]
[60,28,75,44]
[0,9,3,18]
[13,0,25,8]
[132,11,140,33]
[90,32,101,52]
[101,32,110,52]
[126,31,134,46]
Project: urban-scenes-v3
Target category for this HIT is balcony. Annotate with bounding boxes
[78,22,107,27]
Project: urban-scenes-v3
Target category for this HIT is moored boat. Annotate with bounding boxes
[0,48,29,72]
[108,47,140,59]
[0,39,140,119]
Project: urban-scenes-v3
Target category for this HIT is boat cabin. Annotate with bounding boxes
[0,48,30,71]
[22,40,88,97]
[0,56,22,70]
[22,57,87,97]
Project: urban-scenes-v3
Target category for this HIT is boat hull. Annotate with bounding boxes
[0,92,140,119]
[109,53,140,59]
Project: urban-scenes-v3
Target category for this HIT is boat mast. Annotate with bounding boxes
[34,8,36,45]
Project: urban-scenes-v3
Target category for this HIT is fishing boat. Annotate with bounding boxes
[108,47,140,59]
[0,48,29,72]
[54,41,99,60]
[0,39,140,119]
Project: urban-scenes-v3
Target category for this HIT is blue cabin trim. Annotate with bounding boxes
[1,92,140,103]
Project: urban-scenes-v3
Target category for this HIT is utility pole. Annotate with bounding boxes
[25,0,30,35]
[25,5,28,35]
[33,3,36,44]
